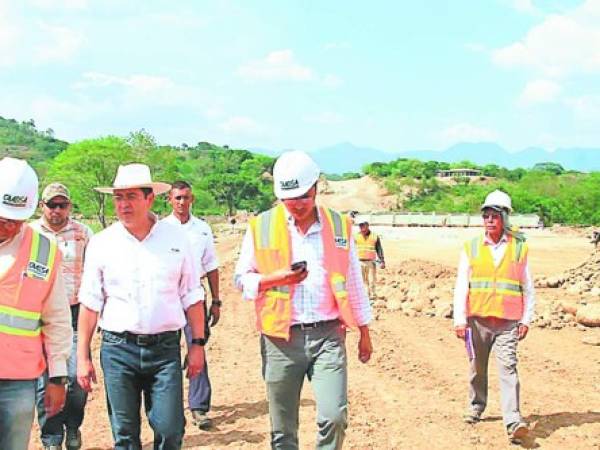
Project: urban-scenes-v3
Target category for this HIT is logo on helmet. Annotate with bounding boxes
[2,194,28,208]
[280,179,299,190]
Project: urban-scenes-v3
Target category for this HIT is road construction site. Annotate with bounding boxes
[30,177,600,449]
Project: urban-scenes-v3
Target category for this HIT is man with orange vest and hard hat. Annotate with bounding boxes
[453,190,535,445]
[234,150,373,450]
[355,221,385,300]
[0,157,72,450]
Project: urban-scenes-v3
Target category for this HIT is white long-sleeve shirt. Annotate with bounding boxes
[234,208,372,326]
[453,234,536,327]
[0,226,71,377]
[79,219,204,334]
[161,214,219,278]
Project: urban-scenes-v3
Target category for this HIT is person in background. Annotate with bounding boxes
[163,180,221,430]
[354,221,385,300]
[32,183,93,450]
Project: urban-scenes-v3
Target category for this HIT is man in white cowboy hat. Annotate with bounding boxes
[0,157,71,450]
[453,190,535,445]
[234,150,373,449]
[76,163,207,449]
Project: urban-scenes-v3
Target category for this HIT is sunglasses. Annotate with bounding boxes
[45,202,70,210]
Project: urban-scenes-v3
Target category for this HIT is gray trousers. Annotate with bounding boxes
[467,316,523,427]
[261,320,347,450]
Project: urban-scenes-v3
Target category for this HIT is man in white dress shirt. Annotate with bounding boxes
[162,180,221,430]
[76,164,206,450]
[453,190,535,445]
[234,151,373,450]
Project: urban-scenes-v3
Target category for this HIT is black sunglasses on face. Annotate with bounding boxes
[45,202,69,210]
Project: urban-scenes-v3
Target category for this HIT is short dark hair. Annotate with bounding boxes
[171,180,192,190]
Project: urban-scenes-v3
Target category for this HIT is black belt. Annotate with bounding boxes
[104,330,180,346]
[290,319,339,331]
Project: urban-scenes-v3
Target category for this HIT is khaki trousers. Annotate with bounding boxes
[360,260,376,299]
[467,316,523,427]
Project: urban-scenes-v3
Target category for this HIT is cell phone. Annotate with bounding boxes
[290,261,307,272]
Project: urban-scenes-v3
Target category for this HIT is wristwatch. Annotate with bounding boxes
[211,299,222,307]
[48,376,68,385]
[191,337,207,346]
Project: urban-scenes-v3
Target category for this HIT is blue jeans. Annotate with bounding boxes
[36,333,88,446]
[184,319,211,412]
[0,379,36,450]
[100,331,185,450]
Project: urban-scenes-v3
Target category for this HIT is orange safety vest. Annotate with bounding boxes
[249,203,358,339]
[355,232,378,261]
[465,235,527,321]
[0,226,60,380]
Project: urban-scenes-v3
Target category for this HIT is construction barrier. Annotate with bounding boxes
[352,212,541,228]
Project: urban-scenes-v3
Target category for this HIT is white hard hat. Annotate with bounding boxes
[0,157,39,220]
[272,150,320,199]
[481,189,512,213]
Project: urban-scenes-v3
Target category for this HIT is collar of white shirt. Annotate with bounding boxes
[284,206,323,236]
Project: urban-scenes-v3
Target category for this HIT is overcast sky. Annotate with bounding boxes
[1,0,598,153]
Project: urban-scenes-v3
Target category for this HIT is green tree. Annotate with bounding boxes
[45,136,134,227]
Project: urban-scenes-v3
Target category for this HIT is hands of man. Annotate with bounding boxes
[518,324,529,340]
[45,383,66,418]
[77,357,97,393]
[186,345,205,379]
[260,267,308,291]
[358,326,373,363]
[454,325,467,339]
[380,262,386,270]
[208,303,221,327]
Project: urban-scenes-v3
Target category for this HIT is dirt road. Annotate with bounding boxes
[30,227,600,449]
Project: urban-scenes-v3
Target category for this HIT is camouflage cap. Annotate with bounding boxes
[42,182,70,202]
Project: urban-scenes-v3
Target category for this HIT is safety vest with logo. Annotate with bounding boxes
[0,226,61,379]
[249,203,358,339]
[355,232,378,261]
[465,235,527,321]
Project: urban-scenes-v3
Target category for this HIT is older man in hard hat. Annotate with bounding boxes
[234,150,373,449]
[0,158,71,450]
[453,190,535,445]
[32,183,93,450]
[77,163,206,449]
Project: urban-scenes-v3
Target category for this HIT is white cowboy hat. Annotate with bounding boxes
[95,163,171,195]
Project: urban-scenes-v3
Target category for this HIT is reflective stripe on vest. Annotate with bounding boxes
[355,232,377,261]
[249,204,356,339]
[465,235,527,321]
[0,305,41,337]
[0,230,57,337]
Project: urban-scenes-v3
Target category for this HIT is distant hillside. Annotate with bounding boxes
[280,142,600,174]
[0,116,69,167]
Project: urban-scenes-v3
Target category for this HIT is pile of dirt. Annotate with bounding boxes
[535,251,600,327]
[373,259,456,320]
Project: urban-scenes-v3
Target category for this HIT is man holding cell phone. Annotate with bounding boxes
[453,190,535,445]
[234,150,373,450]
